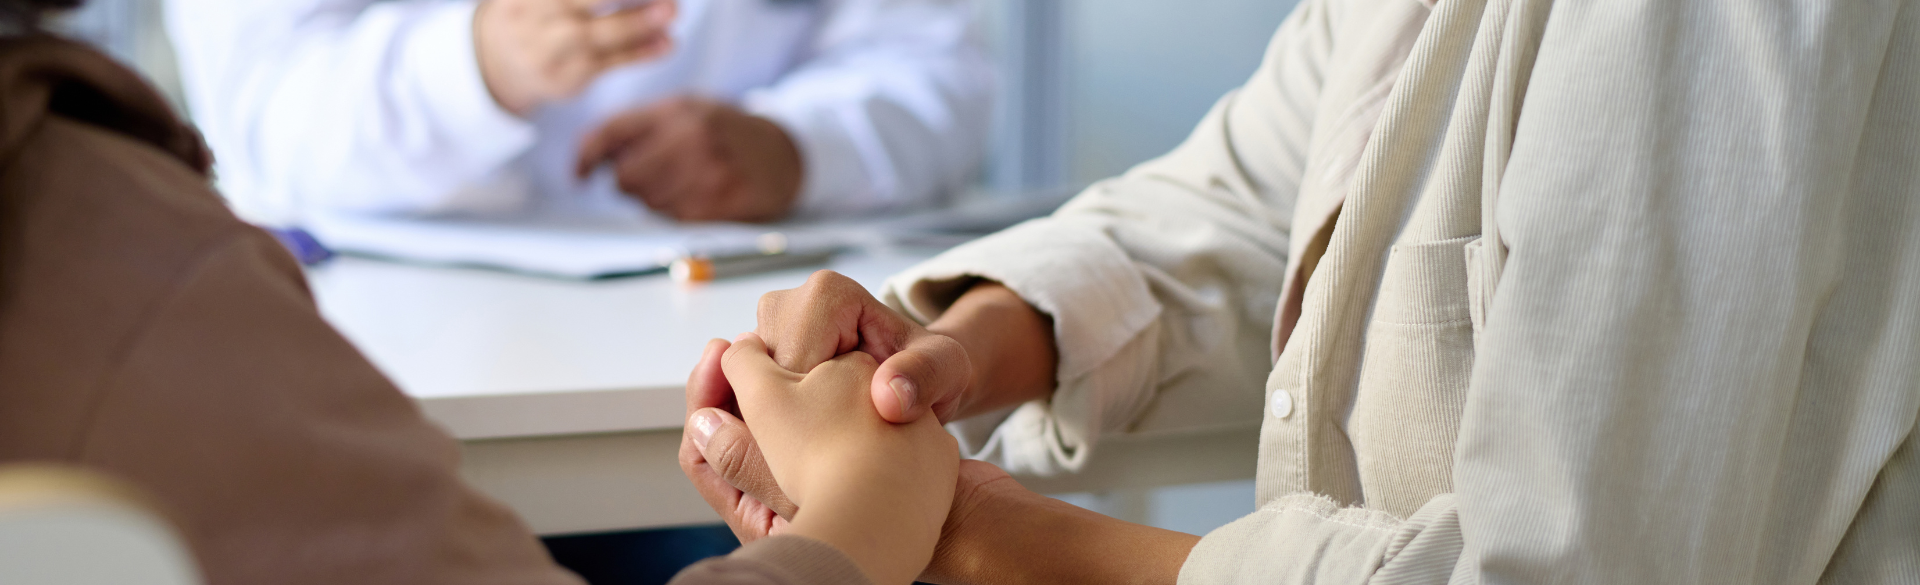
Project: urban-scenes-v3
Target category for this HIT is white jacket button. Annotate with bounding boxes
[1271,389,1294,419]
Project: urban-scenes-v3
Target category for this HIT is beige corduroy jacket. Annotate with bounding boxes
[884,0,1920,582]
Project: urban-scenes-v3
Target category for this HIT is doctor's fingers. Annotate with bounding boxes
[609,130,704,208]
[690,407,799,520]
[662,175,749,222]
[584,3,677,64]
[646,161,734,220]
[575,110,665,178]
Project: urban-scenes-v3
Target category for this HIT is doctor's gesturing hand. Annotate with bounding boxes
[575,96,804,222]
[474,0,678,116]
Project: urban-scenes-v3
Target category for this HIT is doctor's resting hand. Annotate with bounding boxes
[576,96,804,222]
[475,0,678,116]
[684,333,959,585]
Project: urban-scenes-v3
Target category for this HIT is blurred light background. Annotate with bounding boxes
[53,0,1298,541]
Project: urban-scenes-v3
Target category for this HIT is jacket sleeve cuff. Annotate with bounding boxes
[742,96,893,218]
[667,536,873,585]
[1178,493,1466,584]
[880,218,1165,474]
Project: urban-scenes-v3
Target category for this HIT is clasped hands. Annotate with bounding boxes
[678,272,1061,584]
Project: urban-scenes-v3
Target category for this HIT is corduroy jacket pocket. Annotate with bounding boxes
[1346,235,1478,518]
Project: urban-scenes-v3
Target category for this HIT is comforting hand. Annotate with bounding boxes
[474,0,677,115]
[575,96,803,222]
[752,271,976,423]
[714,333,958,585]
[679,335,1025,584]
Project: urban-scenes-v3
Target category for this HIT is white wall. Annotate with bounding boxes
[1062,0,1301,183]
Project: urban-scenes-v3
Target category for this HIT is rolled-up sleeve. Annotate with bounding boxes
[879,0,1334,475]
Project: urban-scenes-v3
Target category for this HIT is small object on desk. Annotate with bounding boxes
[670,248,840,283]
[265,226,334,266]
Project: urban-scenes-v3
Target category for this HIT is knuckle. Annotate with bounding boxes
[756,291,786,324]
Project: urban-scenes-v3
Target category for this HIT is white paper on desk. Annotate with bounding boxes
[303,213,843,279]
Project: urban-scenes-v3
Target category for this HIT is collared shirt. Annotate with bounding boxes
[164,0,992,225]
[884,0,1920,581]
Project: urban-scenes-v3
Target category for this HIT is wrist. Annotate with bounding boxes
[925,281,1057,419]
[938,489,1198,585]
[786,468,945,585]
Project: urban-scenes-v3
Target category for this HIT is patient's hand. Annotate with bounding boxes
[710,333,959,585]
[575,96,803,222]
[681,337,1035,585]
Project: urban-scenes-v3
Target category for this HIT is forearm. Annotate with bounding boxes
[925,281,1058,420]
[933,486,1197,585]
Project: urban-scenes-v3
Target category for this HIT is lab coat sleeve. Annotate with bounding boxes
[1183,1,1920,583]
[165,0,536,224]
[877,0,1333,475]
[741,0,994,216]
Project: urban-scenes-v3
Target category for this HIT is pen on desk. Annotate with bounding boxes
[671,248,839,283]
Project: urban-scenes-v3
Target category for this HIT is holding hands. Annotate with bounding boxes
[678,271,1069,583]
[682,271,1198,585]
[711,334,956,584]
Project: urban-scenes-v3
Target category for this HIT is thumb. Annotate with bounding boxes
[871,332,971,424]
[689,408,797,519]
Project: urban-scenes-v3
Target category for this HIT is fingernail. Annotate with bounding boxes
[889,376,917,414]
[690,410,719,450]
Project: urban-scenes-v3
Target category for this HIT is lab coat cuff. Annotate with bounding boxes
[881,218,1164,473]
[405,2,536,158]
[744,97,891,218]
[1178,493,1466,584]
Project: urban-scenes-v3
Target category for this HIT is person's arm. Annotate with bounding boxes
[876,0,1335,474]
[921,281,1057,419]
[1182,1,1920,583]
[83,229,583,585]
[742,0,993,216]
[922,467,1199,585]
[161,0,671,223]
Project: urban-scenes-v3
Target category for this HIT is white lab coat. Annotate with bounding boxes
[164,0,993,225]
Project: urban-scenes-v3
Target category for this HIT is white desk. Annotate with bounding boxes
[309,248,1260,536]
